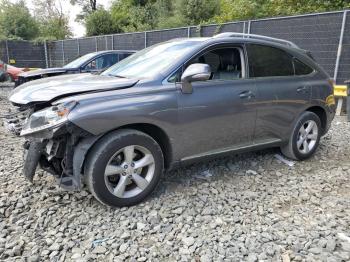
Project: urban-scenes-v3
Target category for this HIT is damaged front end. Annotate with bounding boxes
[3,101,94,190]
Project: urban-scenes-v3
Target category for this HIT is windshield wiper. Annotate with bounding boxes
[106,74,127,78]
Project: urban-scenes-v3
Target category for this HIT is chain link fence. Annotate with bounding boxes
[0,10,349,83]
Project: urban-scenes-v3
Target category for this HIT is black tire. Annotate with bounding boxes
[281,111,321,161]
[85,129,164,207]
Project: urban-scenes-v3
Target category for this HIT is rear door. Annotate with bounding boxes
[246,44,313,143]
[176,45,258,159]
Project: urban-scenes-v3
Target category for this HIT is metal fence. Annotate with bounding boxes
[0,40,46,68]
[0,10,349,84]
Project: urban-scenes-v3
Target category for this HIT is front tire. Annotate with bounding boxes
[85,129,164,207]
[281,111,321,160]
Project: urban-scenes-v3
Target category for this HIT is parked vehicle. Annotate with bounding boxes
[7,64,31,82]
[0,60,32,82]
[15,50,135,87]
[4,33,335,207]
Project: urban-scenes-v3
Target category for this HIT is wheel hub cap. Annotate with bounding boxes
[104,145,155,198]
[297,120,318,154]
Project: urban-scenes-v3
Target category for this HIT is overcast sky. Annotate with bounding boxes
[21,0,112,38]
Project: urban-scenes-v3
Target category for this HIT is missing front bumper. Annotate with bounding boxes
[22,139,84,191]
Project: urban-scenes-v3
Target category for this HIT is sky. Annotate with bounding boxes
[21,0,112,37]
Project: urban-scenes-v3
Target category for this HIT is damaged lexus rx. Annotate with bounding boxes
[4,33,335,207]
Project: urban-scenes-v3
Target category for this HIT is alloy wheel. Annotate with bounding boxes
[104,145,155,198]
[296,120,318,154]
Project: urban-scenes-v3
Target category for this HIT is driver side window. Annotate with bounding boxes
[83,55,114,71]
[191,47,243,80]
[168,47,243,83]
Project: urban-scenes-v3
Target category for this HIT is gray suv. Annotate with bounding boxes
[4,33,335,207]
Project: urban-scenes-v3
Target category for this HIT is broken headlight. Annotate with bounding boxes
[20,101,77,136]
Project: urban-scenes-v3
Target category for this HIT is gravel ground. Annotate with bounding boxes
[0,86,350,262]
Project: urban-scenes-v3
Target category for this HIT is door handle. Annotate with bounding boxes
[297,86,308,93]
[239,90,255,99]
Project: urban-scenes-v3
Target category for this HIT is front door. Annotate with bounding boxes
[176,46,257,159]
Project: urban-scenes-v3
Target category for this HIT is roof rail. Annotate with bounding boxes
[213,32,299,48]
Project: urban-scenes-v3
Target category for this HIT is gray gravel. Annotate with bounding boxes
[1,86,350,261]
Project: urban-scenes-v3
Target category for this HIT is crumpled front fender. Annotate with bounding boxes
[72,135,102,188]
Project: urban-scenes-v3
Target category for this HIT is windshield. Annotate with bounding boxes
[64,53,97,68]
[102,39,205,79]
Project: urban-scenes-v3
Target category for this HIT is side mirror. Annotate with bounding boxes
[180,63,211,94]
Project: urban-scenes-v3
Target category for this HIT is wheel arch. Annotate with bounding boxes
[116,123,173,169]
[305,105,327,133]
[75,123,173,181]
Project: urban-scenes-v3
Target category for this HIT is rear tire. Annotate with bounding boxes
[85,129,164,207]
[281,111,321,160]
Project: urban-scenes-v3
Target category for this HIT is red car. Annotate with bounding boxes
[0,60,30,82]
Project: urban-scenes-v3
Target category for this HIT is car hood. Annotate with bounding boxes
[18,67,69,77]
[9,73,138,105]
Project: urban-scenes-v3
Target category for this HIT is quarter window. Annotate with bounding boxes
[293,58,314,75]
[247,44,294,77]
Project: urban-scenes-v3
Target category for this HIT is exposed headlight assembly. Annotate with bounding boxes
[20,101,77,136]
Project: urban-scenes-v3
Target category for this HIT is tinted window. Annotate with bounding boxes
[247,44,294,77]
[294,58,314,75]
[118,53,133,61]
[104,54,118,67]
[83,56,104,70]
[63,53,96,68]
[83,54,119,71]
[187,47,242,81]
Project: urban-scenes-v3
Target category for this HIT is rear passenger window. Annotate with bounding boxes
[293,58,314,75]
[247,44,294,77]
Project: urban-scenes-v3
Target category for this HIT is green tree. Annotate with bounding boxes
[85,8,115,36]
[110,0,158,32]
[154,0,185,29]
[215,0,258,23]
[70,0,98,21]
[177,0,220,25]
[0,0,39,40]
[216,0,350,23]
[33,0,72,40]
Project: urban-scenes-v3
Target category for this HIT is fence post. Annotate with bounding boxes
[105,36,108,50]
[44,41,48,68]
[334,10,347,82]
[61,40,65,66]
[77,38,80,56]
[5,40,9,64]
[144,32,147,48]
[243,22,246,34]
[112,35,114,50]
[334,10,347,116]
[187,27,191,38]
[247,20,251,34]
[95,37,98,51]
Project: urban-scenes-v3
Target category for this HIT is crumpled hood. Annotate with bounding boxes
[9,73,138,105]
[18,67,69,78]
